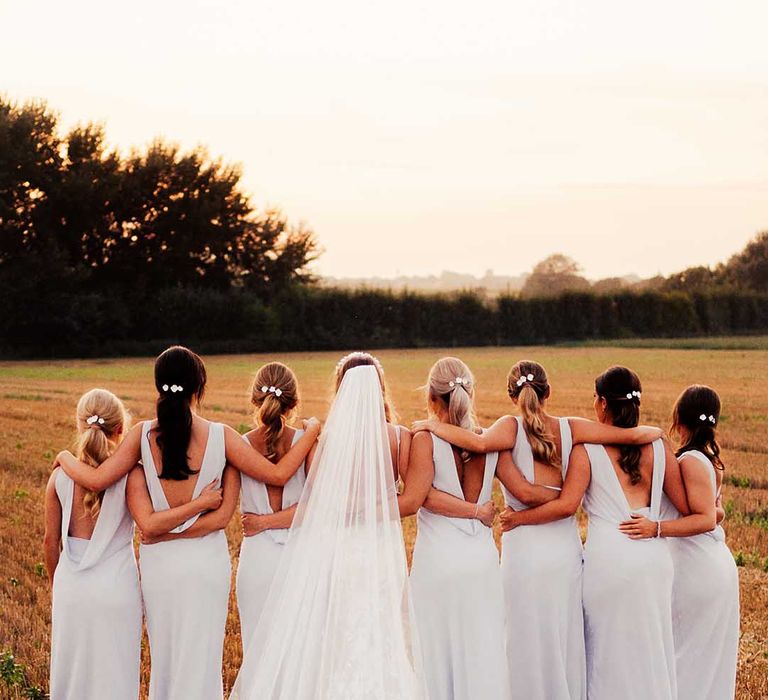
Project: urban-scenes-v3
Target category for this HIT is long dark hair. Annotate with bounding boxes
[595,365,643,484]
[154,346,207,480]
[671,384,725,470]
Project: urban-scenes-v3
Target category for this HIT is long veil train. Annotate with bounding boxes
[230,364,425,699]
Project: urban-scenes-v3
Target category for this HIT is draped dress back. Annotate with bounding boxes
[661,449,739,700]
[139,420,231,700]
[582,439,676,700]
[409,434,511,700]
[500,417,586,700]
[236,429,306,644]
[50,470,142,700]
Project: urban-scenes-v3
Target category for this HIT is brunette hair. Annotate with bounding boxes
[671,384,725,470]
[154,346,207,480]
[595,365,643,484]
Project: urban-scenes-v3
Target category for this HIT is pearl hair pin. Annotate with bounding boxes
[449,377,468,389]
[699,414,716,424]
[161,384,184,393]
[261,385,283,397]
[86,414,105,426]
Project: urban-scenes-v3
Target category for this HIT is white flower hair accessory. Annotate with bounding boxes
[86,414,105,426]
[516,373,535,387]
[161,384,184,394]
[699,414,716,424]
[448,377,469,389]
[261,385,283,397]
[625,390,641,400]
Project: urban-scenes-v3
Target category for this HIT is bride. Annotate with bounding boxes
[230,362,425,699]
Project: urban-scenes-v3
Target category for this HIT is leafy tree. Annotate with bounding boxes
[722,231,768,291]
[520,254,590,298]
[0,97,317,298]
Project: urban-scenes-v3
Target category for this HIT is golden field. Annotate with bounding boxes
[1,344,766,699]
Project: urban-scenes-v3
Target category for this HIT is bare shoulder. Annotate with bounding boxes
[46,468,60,492]
[411,430,433,450]
[679,453,710,475]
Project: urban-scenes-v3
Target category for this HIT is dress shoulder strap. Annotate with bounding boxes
[649,438,666,520]
[558,417,573,476]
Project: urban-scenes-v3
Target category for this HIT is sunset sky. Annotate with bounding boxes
[2,0,767,280]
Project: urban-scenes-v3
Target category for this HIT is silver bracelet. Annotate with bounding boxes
[656,520,662,538]
[474,503,479,519]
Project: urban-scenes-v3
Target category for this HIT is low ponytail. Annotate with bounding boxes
[427,357,477,461]
[595,366,643,484]
[154,346,207,480]
[251,362,299,460]
[507,361,559,467]
[75,389,129,518]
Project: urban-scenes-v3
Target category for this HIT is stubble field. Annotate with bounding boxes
[1,344,766,698]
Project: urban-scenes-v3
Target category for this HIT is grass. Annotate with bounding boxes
[1,344,767,699]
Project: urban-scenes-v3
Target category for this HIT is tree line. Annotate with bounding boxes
[1,96,767,358]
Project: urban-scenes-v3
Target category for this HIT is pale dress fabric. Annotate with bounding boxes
[410,434,511,700]
[660,449,739,700]
[49,470,142,700]
[139,421,231,700]
[230,366,425,699]
[236,429,306,645]
[500,417,586,700]
[582,439,676,700]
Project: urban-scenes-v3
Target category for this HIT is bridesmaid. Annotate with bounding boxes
[55,347,320,700]
[501,366,690,700]
[398,356,512,700]
[237,362,313,648]
[619,385,739,699]
[44,389,143,700]
[413,360,663,700]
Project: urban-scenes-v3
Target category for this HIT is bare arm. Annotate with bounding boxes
[396,427,412,481]
[715,495,726,524]
[43,471,62,585]
[569,418,662,446]
[411,416,517,453]
[126,468,224,538]
[54,423,143,491]
[422,488,496,526]
[661,440,690,515]
[620,455,717,539]
[224,421,320,486]
[496,449,560,507]
[500,445,591,529]
[242,504,298,536]
[397,432,435,517]
[141,467,241,543]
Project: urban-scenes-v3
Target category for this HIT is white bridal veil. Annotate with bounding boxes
[230,364,425,700]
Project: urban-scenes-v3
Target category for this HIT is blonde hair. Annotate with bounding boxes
[507,360,560,468]
[428,357,478,436]
[75,389,130,519]
[250,362,299,460]
[334,352,397,423]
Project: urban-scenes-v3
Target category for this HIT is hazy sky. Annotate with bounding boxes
[3,0,767,279]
